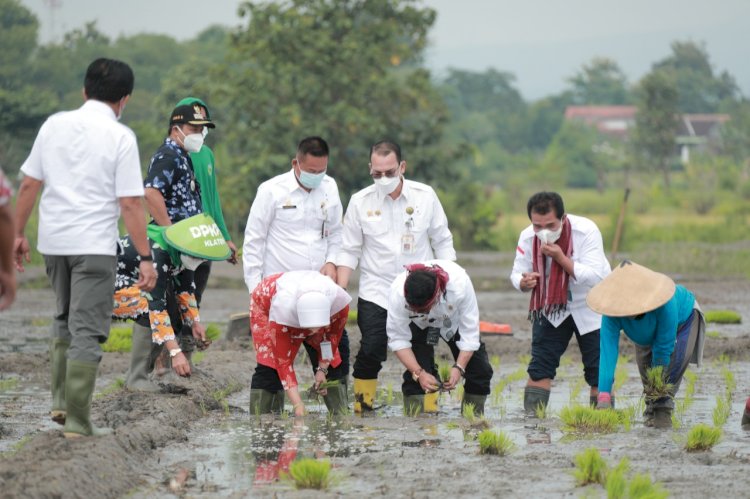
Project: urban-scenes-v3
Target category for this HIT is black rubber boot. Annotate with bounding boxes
[50,339,69,425]
[524,386,550,417]
[652,407,673,429]
[462,393,487,416]
[742,397,750,429]
[323,381,349,415]
[63,360,112,438]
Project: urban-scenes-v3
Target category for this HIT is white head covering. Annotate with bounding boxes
[269,271,352,327]
[296,291,331,328]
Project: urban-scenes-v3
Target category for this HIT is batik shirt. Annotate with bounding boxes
[144,138,202,223]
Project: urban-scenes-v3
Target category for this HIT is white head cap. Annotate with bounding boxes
[296,291,331,328]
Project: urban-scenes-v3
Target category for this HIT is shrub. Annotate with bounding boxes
[685,423,722,452]
[477,429,515,456]
[704,310,741,324]
[288,458,332,489]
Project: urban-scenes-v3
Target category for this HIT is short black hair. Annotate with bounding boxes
[370,140,402,163]
[527,191,565,220]
[404,270,437,308]
[297,136,329,158]
[84,58,134,103]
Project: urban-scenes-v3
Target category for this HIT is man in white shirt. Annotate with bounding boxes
[387,260,492,415]
[242,136,348,412]
[13,58,156,438]
[510,191,610,415]
[337,140,456,413]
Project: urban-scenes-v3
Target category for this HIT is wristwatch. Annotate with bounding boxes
[411,368,424,382]
[169,348,182,358]
[452,364,466,377]
[316,366,329,376]
[139,253,153,262]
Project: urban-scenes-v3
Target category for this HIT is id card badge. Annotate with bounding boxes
[320,341,334,361]
[401,233,415,254]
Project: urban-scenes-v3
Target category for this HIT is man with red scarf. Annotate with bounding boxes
[510,192,610,416]
[386,259,492,415]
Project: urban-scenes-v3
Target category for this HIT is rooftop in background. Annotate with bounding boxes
[565,106,637,139]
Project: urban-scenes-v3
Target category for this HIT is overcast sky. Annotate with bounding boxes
[20,0,750,100]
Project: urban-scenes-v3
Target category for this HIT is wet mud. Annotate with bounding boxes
[1,254,750,498]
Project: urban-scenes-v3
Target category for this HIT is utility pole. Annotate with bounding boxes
[43,0,62,42]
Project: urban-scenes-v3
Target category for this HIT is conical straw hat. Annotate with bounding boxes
[586,260,675,317]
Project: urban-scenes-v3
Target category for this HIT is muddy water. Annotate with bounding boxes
[2,253,750,498]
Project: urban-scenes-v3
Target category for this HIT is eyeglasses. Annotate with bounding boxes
[369,164,401,179]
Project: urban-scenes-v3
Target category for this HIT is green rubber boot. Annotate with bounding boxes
[63,360,112,438]
[462,393,487,416]
[50,339,69,425]
[323,381,349,415]
[250,389,284,415]
[524,386,550,417]
[126,323,161,393]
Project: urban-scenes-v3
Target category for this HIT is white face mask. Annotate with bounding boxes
[176,126,204,153]
[374,174,400,196]
[536,226,562,245]
[116,98,126,121]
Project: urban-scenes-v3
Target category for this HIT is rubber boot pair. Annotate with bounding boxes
[126,323,161,393]
[462,393,487,416]
[403,392,439,416]
[63,360,112,438]
[322,381,349,415]
[249,389,285,415]
[524,386,550,417]
[50,338,69,425]
[353,378,377,413]
[643,403,672,429]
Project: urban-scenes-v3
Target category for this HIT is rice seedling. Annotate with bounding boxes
[712,394,731,427]
[287,458,332,490]
[438,362,452,382]
[31,317,52,327]
[102,326,133,353]
[507,366,528,383]
[569,378,585,404]
[643,366,674,404]
[613,364,629,393]
[94,378,125,399]
[490,354,501,371]
[627,473,669,498]
[715,354,731,366]
[704,310,741,324]
[384,383,394,405]
[573,447,608,486]
[685,423,722,452]
[0,377,19,391]
[560,405,623,434]
[491,379,508,406]
[721,366,736,395]
[535,401,549,420]
[518,353,531,366]
[205,323,222,341]
[444,421,460,430]
[477,429,516,456]
[192,351,205,364]
[462,402,477,422]
[604,457,630,498]
[706,330,721,339]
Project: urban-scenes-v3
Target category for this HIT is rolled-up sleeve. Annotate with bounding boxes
[455,276,481,352]
[386,284,413,352]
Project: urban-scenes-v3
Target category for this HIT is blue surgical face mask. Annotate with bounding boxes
[297,169,326,189]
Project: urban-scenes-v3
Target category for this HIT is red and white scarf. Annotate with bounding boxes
[530,217,573,320]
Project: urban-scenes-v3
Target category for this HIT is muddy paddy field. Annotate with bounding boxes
[1,252,749,498]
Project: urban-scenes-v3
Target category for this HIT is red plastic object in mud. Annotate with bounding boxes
[479,321,513,336]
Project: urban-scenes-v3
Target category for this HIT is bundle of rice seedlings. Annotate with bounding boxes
[685,423,722,452]
[205,323,222,341]
[560,405,623,433]
[627,473,669,498]
[477,429,515,456]
[288,458,332,490]
[604,458,630,498]
[572,447,608,486]
[102,326,132,353]
[704,310,741,324]
[438,362,452,382]
[712,395,731,428]
[643,366,674,403]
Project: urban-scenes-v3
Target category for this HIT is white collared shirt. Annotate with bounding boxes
[386,259,480,352]
[336,179,456,309]
[510,214,611,334]
[269,271,352,327]
[20,100,144,256]
[242,169,343,293]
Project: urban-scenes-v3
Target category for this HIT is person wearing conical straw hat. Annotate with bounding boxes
[587,260,705,428]
[510,192,611,416]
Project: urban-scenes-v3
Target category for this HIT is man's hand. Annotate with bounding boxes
[442,366,463,390]
[13,237,31,273]
[539,242,564,261]
[313,369,328,395]
[417,371,440,393]
[136,260,157,292]
[226,241,238,265]
[319,262,337,281]
[520,272,541,291]
[172,352,191,377]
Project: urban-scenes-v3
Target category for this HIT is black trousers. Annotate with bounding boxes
[352,298,388,380]
[528,315,599,387]
[303,329,349,382]
[401,322,493,397]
